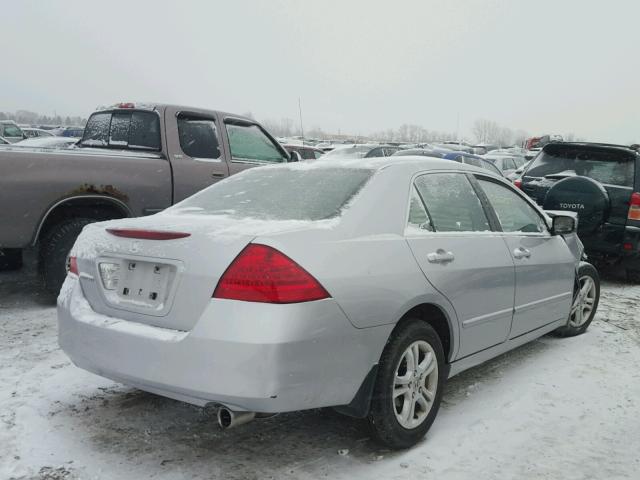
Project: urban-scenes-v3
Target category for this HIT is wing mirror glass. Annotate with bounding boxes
[552,215,576,235]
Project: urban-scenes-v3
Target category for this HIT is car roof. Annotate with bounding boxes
[543,141,639,155]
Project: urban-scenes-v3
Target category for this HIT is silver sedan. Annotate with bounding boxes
[57,157,599,449]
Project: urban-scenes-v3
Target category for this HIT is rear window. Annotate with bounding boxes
[81,111,161,150]
[173,167,372,221]
[526,146,635,187]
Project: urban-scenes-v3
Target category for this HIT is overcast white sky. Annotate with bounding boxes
[2,0,639,143]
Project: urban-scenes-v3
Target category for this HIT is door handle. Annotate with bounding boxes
[211,172,226,178]
[513,247,531,259]
[427,249,455,264]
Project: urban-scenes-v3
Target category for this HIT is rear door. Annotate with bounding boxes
[475,176,575,338]
[164,107,230,203]
[405,172,516,358]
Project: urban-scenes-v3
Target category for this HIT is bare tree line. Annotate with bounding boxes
[0,110,87,127]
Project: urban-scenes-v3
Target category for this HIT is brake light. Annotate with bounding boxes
[117,102,135,109]
[213,244,330,303]
[68,256,79,275]
[106,228,191,240]
[513,179,522,189]
[628,192,640,221]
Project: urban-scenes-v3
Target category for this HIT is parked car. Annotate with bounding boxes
[0,120,26,143]
[22,127,55,138]
[0,102,291,292]
[58,156,598,450]
[322,144,402,159]
[283,144,324,160]
[518,142,640,281]
[52,126,86,137]
[483,154,520,177]
[506,159,532,182]
[14,137,79,148]
[432,143,475,154]
[441,151,504,176]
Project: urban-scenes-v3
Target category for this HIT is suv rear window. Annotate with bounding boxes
[173,167,372,221]
[526,145,635,187]
[81,111,161,150]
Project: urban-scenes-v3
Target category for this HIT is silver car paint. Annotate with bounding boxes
[58,157,581,413]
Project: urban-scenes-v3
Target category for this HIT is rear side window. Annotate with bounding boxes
[226,123,286,163]
[173,167,372,221]
[478,179,547,233]
[177,116,220,159]
[526,146,635,187]
[81,111,161,150]
[414,173,490,232]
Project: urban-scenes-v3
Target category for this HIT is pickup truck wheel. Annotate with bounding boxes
[40,218,94,294]
[555,263,600,337]
[0,248,23,271]
[367,320,445,449]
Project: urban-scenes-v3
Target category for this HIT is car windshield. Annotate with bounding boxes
[526,146,635,187]
[171,167,373,221]
[322,146,374,159]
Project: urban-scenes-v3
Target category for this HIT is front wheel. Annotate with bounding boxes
[368,321,445,449]
[555,262,600,337]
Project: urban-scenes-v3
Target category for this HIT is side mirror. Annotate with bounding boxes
[551,215,577,235]
[289,151,302,162]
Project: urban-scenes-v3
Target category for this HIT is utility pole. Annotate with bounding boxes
[298,97,304,145]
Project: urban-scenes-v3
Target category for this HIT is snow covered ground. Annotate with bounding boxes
[1,258,639,480]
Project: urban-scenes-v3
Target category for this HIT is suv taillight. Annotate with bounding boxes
[213,244,330,304]
[629,192,640,221]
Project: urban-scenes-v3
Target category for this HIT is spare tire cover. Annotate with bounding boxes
[543,176,610,234]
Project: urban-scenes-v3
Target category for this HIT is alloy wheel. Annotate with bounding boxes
[569,275,596,328]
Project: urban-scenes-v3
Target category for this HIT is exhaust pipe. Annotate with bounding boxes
[217,408,256,430]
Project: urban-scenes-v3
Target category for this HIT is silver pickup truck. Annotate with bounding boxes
[0,103,294,292]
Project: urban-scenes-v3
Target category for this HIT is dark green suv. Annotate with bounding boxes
[518,142,640,281]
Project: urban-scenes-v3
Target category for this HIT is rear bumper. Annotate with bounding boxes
[57,277,391,412]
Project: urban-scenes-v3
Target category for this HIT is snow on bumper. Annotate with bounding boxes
[57,277,388,413]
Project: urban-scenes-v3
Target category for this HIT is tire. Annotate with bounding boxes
[0,248,23,271]
[40,218,94,294]
[368,320,446,449]
[555,263,600,337]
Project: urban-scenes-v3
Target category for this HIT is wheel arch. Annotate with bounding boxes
[33,195,132,246]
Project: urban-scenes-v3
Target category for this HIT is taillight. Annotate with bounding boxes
[106,228,191,240]
[68,256,79,276]
[213,244,330,304]
[513,179,522,189]
[628,192,640,221]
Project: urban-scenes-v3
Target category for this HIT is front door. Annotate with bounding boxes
[405,172,516,359]
[475,177,575,338]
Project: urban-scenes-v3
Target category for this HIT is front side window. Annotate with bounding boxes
[177,116,220,159]
[414,173,490,232]
[478,179,547,233]
[3,124,23,137]
[226,123,286,163]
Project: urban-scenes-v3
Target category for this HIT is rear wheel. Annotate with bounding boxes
[555,263,599,337]
[368,321,445,449]
[40,218,94,294]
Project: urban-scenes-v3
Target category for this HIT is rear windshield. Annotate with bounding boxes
[80,110,161,150]
[173,167,372,221]
[526,146,635,187]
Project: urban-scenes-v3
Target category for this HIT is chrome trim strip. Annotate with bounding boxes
[462,307,514,329]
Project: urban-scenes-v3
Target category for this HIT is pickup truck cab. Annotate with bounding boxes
[0,103,291,292]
